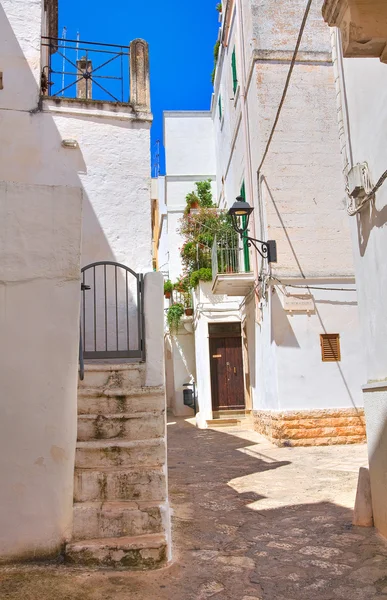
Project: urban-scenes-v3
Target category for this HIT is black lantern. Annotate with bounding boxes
[228,198,277,263]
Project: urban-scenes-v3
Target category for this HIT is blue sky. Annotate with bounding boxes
[58,0,219,174]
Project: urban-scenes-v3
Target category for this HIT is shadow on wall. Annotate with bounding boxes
[357,198,387,257]
[271,292,300,348]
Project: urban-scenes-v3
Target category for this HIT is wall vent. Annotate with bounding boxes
[320,334,341,362]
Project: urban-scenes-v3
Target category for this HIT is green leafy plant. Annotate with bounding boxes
[195,180,213,207]
[184,180,214,214]
[167,303,185,333]
[190,268,213,288]
[164,280,173,296]
[216,3,222,13]
[211,40,220,84]
[174,275,190,294]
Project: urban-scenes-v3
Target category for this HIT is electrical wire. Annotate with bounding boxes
[270,276,356,293]
[257,0,313,174]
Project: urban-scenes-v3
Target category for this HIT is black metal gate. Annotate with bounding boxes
[81,261,145,360]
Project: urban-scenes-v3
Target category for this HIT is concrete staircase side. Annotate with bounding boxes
[66,363,169,569]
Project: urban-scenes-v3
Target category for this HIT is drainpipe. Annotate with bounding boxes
[235,0,259,283]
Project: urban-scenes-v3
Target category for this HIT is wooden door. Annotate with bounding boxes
[209,334,245,411]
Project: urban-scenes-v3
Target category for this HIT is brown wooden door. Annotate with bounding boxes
[209,335,245,411]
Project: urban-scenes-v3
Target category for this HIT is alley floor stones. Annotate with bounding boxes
[1,417,387,599]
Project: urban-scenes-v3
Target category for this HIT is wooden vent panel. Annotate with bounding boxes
[320,334,341,362]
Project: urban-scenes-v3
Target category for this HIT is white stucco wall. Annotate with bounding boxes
[337,55,387,383]
[330,33,387,537]
[0,0,83,560]
[272,282,364,411]
[164,112,216,281]
[167,329,196,417]
[44,101,153,274]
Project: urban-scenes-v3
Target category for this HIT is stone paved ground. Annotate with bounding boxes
[2,417,387,600]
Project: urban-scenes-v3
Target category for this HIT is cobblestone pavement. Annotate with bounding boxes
[2,417,387,600]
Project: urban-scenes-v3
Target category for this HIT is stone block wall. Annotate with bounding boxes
[253,408,366,447]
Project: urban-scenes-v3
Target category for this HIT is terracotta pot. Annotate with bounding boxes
[165,291,171,299]
[185,308,193,316]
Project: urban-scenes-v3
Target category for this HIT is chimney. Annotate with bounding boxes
[130,39,150,110]
[76,57,92,100]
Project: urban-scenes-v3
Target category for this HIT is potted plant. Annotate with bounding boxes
[164,279,173,299]
[183,292,193,316]
[167,303,185,333]
[185,191,200,213]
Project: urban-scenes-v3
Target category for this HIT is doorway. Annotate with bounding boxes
[209,323,245,413]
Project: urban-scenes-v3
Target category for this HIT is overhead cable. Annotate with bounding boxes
[257,0,313,174]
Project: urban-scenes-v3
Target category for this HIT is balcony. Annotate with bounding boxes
[41,36,150,109]
[211,235,255,296]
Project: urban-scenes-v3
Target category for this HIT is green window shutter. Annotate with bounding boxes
[218,95,222,121]
[240,181,250,272]
[232,48,238,94]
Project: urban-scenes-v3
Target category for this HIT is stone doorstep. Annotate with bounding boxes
[75,438,166,469]
[72,501,166,540]
[206,419,242,427]
[74,466,166,503]
[65,533,168,569]
[77,412,165,442]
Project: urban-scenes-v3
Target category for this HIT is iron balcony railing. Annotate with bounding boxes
[41,36,130,103]
[211,234,251,280]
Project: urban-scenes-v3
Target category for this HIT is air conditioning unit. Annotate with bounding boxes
[347,163,372,199]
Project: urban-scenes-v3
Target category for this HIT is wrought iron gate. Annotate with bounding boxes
[81,261,145,360]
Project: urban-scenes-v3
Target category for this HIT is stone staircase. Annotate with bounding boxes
[66,363,169,569]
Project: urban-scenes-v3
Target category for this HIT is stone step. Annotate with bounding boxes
[79,363,145,390]
[206,418,242,427]
[66,533,167,569]
[73,501,166,540]
[74,466,166,502]
[77,412,165,442]
[75,439,165,469]
[78,386,165,415]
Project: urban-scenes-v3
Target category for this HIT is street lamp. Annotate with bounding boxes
[228,197,277,263]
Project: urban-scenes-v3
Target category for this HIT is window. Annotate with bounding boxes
[232,47,238,94]
[218,95,222,121]
[240,181,250,272]
[320,334,341,362]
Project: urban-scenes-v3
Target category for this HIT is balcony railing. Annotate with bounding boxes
[41,36,130,103]
[212,234,249,277]
[211,234,254,296]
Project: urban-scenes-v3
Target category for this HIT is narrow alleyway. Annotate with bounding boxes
[2,418,387,600]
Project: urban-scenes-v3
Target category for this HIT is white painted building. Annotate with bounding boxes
[162,112,217,417]
[321,0,387,537]
[161,0,366,443]
[0,0,169,566]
